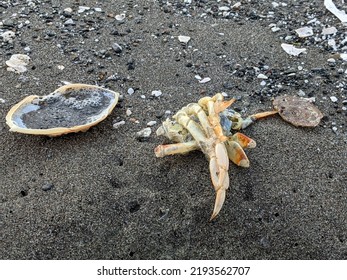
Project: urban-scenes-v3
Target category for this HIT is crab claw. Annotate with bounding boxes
[209,142,230,220]
[229,132,256,149]
[225,140,250,167]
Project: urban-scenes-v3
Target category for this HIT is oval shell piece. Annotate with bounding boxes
[6,83,119,136]
[273,95,323,127]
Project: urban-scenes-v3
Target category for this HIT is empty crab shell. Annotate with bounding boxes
[273,95,323,127]
[6,83,119,136]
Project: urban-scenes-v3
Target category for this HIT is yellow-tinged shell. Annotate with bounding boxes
[6,83,119,136]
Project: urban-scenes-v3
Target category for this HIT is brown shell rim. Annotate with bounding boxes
[5,83,120,136]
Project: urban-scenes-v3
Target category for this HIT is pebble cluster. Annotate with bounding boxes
[0,0,346,141]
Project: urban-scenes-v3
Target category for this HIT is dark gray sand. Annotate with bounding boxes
[0,1,346,259]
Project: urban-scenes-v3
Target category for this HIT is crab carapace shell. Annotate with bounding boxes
[273,95,323,127]
[6,83,119,136]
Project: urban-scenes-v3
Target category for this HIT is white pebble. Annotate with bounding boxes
[147,121,157,127]
[178,35,191,44]
[295,26,313,38]
[195,75,202,80]
[297,90,306,97]
[0,98,5,103]
[126,108,132,116]
[64,19,74,25]
[330,96,338,102]
[127,88,134,95]
[113,120,125,129]
[219,6,230,11]
[260,80,267,86]
[332,127,338,133]
[272,2,279,8]
[94,8,102,12]
[271,26,281,32]
[115,14,126,21]
[136,127,152,138]
[322,26,337,35]
[1,31,15,43]
[327,58,336,63]
[151,90,162,97]
[199,77,211,84]
[78,6,90,13]
[140,95,146,99]
[257,74,268,79]
[64,7,73,13]
[6,54,30,73]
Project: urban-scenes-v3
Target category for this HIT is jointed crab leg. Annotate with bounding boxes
[174,104,231,220]
[233,110,278,130]
[174,111,207,145]
[209,142,230,220]
[154,141,199,157]
[198,94,235,141]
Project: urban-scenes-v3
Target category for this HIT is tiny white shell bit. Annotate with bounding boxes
[6,84,119,136]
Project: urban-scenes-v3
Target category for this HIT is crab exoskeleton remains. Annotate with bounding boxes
[6,84,119,137]
[155,93,278,220]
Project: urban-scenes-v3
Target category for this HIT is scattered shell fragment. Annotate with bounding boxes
[295,26,313,38]
[126,108,132,116]
[1,30,15,43]
[127,88,134,95]
[6,84,119,136]
[178,35,191,44]
[330,96,338,103]
[199,77,211,84]
[322,26,337,35]
[151,90,162,97]
[338,53,347,61]
[147,121,157,127]
[78,6,90,13]
[231,2,241,9]
[281,43,307,56]
[324,0,347,23]
[136,127,152,138]
[273,95,323,127]
[113,120,125,129]
[115,13,126,21]
[6,54,30,73]
[257,74,268,79]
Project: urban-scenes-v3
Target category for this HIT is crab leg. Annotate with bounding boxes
[182,103,214,137]
[209,142,230,220]
[154,141,199,157]
[198,94,233,142]
[173,111,207,147]
[236,110,278,129]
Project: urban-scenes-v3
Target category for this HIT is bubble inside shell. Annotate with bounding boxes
[6,84,119,136]
[273,95,323,127]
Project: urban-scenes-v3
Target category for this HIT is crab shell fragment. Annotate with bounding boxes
[6,83,119,136]
[273,95,323,127]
